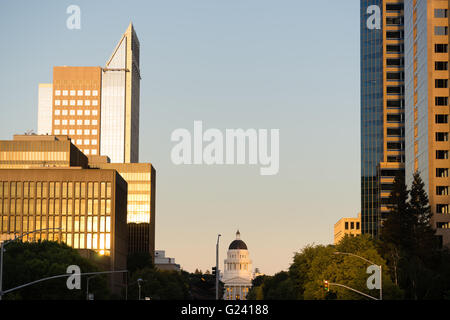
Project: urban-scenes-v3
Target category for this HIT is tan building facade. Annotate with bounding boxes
[334,213,362,245]
[52,66,102,157]
[405,0,450,246]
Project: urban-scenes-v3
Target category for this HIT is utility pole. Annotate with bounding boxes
[216,234,221,300]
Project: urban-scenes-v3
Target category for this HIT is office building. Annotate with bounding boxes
[334,213,362,244]
[0,135,128,293]
[0,135,89,169]
[361,0,406,238]
[404,0,450,245]
[88,158,156,257]
[37,23,141,163]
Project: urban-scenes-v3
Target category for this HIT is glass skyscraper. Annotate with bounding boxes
[361,0,405,238]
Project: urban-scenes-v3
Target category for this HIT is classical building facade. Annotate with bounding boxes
[222,231,253,300]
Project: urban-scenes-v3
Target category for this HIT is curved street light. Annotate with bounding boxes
[333,251,382,300]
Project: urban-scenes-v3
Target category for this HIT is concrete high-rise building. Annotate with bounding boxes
[51,66,102,157]
[404,0,450,245]
[361,1,406,238]
[37,23,141,163]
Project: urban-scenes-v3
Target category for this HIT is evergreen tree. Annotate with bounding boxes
[408,171,437,262]
[380,172,409,286]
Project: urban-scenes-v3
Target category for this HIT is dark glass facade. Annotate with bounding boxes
[361,0,384,237]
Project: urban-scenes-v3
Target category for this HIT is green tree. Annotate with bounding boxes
[128,267,189,300]
[127,252,153,275]
[380,172,409,286]
[3,240,109,300]
[291,236,402,300]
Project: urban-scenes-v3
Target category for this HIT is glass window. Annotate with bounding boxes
[435,26,448,36]
[87,216,93,232]
[93,199,98,215]
[62,199,67,215]
[68,199,73,214]
[93,216,98,232]
[67,216,72,232]
[62,182,67,198]
[75,182,80,198]
[94,183,99,198]
[80,216,85,232]
[87,233,92,249]
[68,182,73,198]
[435,9,448,18]
[92,233,98,249]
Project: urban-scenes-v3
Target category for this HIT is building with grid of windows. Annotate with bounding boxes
[361,0,406,238]
[37,23,140,163]
[360,0,450,246]
[404,0,450,246]
[0,135,128,293]
[334,213,362,244]
[88,157,156,257]
[50,66,102,157]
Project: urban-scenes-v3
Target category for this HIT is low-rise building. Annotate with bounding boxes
[154,250,180,272]
[334,213,361,245]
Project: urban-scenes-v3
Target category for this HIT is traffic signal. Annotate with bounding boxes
[212,267,217,276]
[323,280,329,292]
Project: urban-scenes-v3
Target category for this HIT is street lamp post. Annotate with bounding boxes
[137,278,143,301]
[216,234,221,300]
[0,228,61,300]
[333,251,382,300]
[86,275,97,300]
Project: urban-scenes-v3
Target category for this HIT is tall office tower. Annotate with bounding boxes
[52,66,102,157]
[101,23,140,163]
[361,1,406,238]
[37,23,141,163]
[404,0,450,246]
[37,83,53,135]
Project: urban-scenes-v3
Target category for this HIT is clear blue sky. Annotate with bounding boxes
[0,0,361,275]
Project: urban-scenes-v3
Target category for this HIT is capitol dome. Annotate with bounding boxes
[228,230,248,250]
